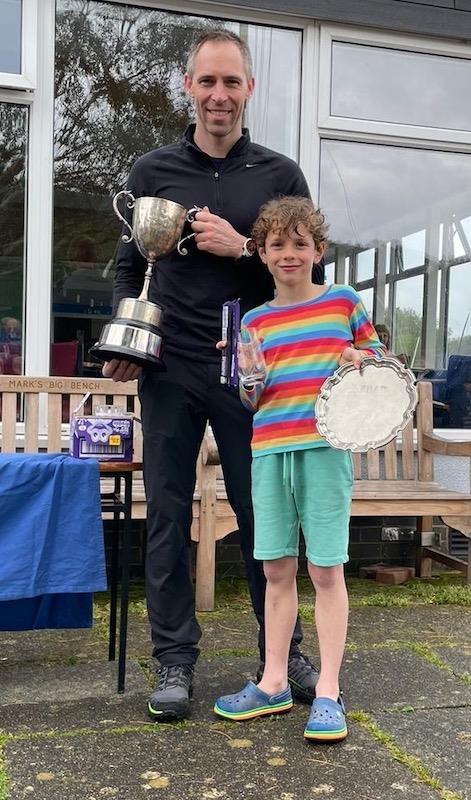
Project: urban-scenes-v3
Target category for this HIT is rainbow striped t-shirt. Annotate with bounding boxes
[240,284,384,457]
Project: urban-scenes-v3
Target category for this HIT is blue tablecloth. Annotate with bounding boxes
[0,453,107,629]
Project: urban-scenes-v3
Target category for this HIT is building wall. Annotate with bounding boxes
[205,0,471,40]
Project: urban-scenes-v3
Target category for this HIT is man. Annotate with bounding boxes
[104,29,323,721]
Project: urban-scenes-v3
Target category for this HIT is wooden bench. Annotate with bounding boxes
[0,375,230,611]
[202,381,471,583]
[2,377,470,618]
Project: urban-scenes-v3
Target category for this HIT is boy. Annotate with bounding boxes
[214,197,384,741]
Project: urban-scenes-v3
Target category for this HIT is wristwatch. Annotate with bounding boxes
[239,237,256,258]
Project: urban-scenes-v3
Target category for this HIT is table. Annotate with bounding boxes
[99,461,142,693]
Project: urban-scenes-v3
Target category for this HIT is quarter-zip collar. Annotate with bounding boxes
[181,124,252,162]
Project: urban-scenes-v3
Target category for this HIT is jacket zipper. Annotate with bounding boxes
[213,170,222,214]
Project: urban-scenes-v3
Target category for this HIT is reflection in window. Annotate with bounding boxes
[0,0,22,74]
[358,288,373,319]
[0,102,27,376]
[53,0,302,376]
[324,262,335,284]
[448,263,471,357]
[393,276,423,369]
[331,41,471,132]
[356,248,374,282]
[401,230,425,271]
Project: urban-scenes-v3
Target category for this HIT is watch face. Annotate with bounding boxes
[245,238,256,256]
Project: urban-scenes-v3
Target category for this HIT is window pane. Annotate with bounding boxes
[246,26,301,159]
[53,0,302,376]
[319,139,471,424]
[358,287,373,319]
[0,102,27,375]
[324,261,335,284]
[394,276,424,369]
[448,263,471,357]
[0,0,22,74]
[356,248,374,282]
[332,41,471,132]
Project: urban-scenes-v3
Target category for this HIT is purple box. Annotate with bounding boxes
[70,414,133,462]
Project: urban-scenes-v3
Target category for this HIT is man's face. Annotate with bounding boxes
[184,41,254,144]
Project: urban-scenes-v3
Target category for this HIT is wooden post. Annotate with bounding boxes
[195,455,217,612]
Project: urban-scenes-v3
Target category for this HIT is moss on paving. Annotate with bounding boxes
[349,711,465,800]
[0,745,9,800]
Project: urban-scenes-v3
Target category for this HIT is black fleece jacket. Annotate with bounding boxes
[113,125,322,362]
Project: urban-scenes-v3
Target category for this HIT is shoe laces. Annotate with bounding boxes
[157,664,193,691]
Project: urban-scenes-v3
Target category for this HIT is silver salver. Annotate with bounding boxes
[316,356,418,452]
[90,192,200,369]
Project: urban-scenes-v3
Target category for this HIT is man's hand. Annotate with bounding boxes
[339,346,364,370]
[191,206,245,259]
[102,359,142,382]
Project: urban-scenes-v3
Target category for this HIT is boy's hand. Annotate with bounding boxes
[339,347,364,370]
[216,340,227,350]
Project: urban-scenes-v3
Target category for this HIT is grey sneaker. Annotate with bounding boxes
[256,653,319,705]
[148,664,194,721]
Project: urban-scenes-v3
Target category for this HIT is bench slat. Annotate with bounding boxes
[47,394,62,452]
[401,419,414,479]
[352,453,361,479]
[24,393,39,453]
[384,439,397,479]
[366,448,379,479]
[1,393,18,452]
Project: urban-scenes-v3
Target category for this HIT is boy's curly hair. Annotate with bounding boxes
[251,196,329,250]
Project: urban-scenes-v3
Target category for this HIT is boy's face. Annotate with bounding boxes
[258,224,325,288]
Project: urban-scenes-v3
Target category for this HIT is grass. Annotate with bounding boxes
[92,574,471,626]
[0,735,8,800]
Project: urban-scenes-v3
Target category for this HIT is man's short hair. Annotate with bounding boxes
[186,29,253,80]
[252,196,329,250]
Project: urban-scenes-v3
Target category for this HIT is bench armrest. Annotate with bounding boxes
[422,432,471,457]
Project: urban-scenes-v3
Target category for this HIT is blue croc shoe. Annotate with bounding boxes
[304,696,348,742]
[214,681,293,721]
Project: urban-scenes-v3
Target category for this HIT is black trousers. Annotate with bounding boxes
[139,351,303,666]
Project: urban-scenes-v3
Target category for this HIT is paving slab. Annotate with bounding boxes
[341,647,471,711]
[0,661,149,706]
[192,650,471,720]
[0,693,152,738]
[4,715,439,800]
[372,707,471,800]
[434,645,471,677]
[0,628,106,668]
[345,606,471,649]
[1,606,470,674]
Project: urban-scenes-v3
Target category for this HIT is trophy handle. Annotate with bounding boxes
[112,190,135,244]
[177,205,203,256]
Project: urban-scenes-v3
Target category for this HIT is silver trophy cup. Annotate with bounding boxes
[90,191,200,368]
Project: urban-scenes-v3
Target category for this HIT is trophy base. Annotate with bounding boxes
[89,342,165,370]
[89,320,164,370]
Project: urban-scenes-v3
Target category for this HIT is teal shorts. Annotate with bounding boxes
[252,447,353,566]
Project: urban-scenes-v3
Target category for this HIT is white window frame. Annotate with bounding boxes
[0,89,31,372]
[318,23,471,148]
[0,0,38,90]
